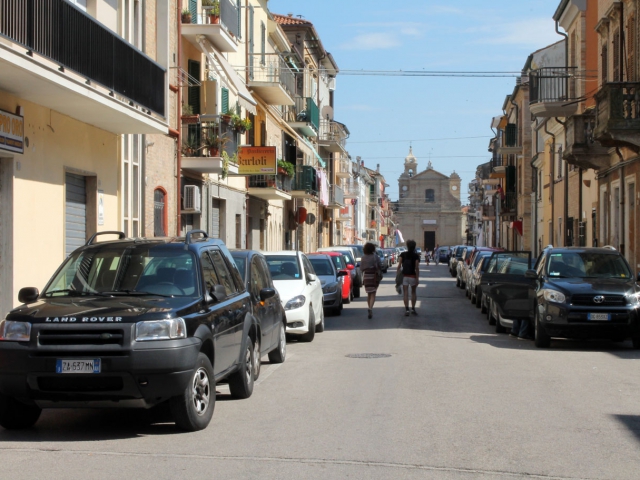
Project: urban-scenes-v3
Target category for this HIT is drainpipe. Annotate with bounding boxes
[245,0,250,249]
[579,168,583,245]
[555,117,568,246]
[176,1,182,235]
[544,120,556,245]
[616,147,625,253]
[555,20,569,95]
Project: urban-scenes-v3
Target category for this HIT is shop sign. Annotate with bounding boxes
[0,109,24,154]
[238,146,276,175]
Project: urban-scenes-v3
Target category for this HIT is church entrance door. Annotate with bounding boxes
[424,231,436,252]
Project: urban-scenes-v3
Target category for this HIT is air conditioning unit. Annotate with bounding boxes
[183,185,201,213]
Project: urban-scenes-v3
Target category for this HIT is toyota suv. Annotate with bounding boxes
[0,230,262,431]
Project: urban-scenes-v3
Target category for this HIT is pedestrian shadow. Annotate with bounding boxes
[611,415,640,445]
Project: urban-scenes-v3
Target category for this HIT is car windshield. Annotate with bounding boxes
[265,255,302,280]
[44,245,199,297]
[309,258,334,276]
[330,255,345,271]
[231,255,246,282]
[546,252,632,279]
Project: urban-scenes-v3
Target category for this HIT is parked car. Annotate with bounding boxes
[467,253,494,307]
[450,245,466,278]
[341,245,365,264]
[464,248,499,297]
[376,248,389,273]
[0,230,258,431]
[527,246,640,349]
[308,254,349,316]
[230,250,287,379]
[318,247,362,297]
[480,251,533,334]
[437,246,451,264]
[319,251,353,304]
[264,251,324,342]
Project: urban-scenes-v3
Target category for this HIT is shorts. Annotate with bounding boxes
[402,276,418,287]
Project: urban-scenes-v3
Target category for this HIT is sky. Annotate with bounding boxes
[269,0,564,202]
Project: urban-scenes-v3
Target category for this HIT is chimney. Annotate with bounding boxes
[376,164,380,172]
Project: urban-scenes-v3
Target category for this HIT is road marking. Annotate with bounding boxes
[255,353,293,387]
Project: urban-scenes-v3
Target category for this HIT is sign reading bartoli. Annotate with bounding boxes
[0,109,24,154]
[238,146,276,175]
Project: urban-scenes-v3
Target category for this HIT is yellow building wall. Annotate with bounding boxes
[0,91,120,308]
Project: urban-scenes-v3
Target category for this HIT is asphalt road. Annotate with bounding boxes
[2,262,640,479]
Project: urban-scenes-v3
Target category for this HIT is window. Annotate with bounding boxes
[122,134,142,237]
[250,258,268,298]
[221,87,229,114]
[209,250,238,296]
[628,16,636,81]
[602,44,608,84]
[154,188,167,237]
[260,21,266,66]
[302,255,315,276]
[201,252,221,293]
[613,28,620,82]
[425,189,435,203]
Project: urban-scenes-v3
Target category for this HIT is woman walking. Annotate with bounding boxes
[361,242,382,319]
[398,240,421,316]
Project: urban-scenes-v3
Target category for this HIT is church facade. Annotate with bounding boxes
[394,148,463,250]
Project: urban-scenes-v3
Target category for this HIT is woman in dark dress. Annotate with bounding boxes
[361,242,382,319]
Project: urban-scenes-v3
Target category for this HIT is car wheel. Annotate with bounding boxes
[268,321,287,364]
[252,337,261,381]
[170,352,215,431]
[299,306,316,342]
[456,277,461,287]
[534,310,551,348]
[481,294,487,314]
[632,332,640,349]
[354,282,361,298]
[228,335,255,399]
[0,394,41,430]
[317,306,327,330]
[475,288,482,308]
[344,290,351,305]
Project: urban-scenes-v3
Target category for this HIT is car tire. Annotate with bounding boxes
[344,290,351,305]
[0,394,41,430]
[480,294,487,314]
[228,335,255,399]
[456,277,461,288]
[252,337,261,381]
[475,288,482,308]
[495,313,507,334]
[317,307,327,329]
[268,321,287,364]
[632,333,640,349]
[487,300,495,325]
[170,352,215,431]
[354,282,361,298]
[534,311,551,348]
[299,306,316,342]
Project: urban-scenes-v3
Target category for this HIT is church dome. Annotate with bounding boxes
[450,171,461,179]
[404,147,417,164]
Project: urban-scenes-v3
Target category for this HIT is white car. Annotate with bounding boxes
[264,251,324,342]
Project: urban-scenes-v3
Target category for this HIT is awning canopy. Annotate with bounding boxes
[197,37,257,115]
[300,137,325,167]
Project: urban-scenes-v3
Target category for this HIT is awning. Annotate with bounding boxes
[510,221,523,236]
[300,137,326,167]
[197,37,257,115]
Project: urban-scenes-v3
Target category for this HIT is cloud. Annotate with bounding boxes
[340,33,401,51]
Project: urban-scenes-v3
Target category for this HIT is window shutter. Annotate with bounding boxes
[187,60,201,115]
[261,21,266,65]
[189,0,197,24]
[602,44,608,84]
[237,0,242,38]
[221,87,229,113]
[505,123,517,147]
[628,16,636,81]
[613,28,620,82]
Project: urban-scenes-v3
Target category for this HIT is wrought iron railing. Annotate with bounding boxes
[529,67,578,105]
[501,193,517,213]
[329,185,344,206]
[292,165,318,194]
[320,120,348,148]
[180,116,238,158]
[283,97,319,131]
[336,157,351,176]
[192,0,239,38]
[596,82,640,127]
[248,55,296,99]
[0,0,166,115]
[248,173,291,191]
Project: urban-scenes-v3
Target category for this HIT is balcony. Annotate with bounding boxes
[529,67,579,118]
[499,193,516,216]
[0,0,167,134]
[368,194,380,205]
[180,118,239,175]
[247,56,295,105]
[284,97,319,137]
[335,156,351,179]
[181,0,239,53]
[481,205,496,221]
[326,185,344,209]
[337,206,352,222]
[248,173,292,200]
[594,82,640,149]
[291,165,318,199]
[563,111,610,170]
[496,123,521,155]
[319,120,348,153]
[342,182,359,199]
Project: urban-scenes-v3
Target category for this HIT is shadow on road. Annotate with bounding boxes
[612,414,640,444]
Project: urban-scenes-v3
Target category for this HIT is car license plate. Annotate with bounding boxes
[56,359,101,374]
[587,313,611,321]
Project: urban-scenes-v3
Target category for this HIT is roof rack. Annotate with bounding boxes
[85,231,126,246]
[185,229,209,245]
[545,244,554,249]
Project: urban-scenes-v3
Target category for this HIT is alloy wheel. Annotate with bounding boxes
[191,367,210,416]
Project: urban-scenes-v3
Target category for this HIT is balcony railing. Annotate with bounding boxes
[191,0,239,38]
[0,0,166,115]
[342,182,358,198]
[248,56,296,98]
[529,67,578,105]
[181,116,238,158]
[329,185,344,207]
[320,120,348,149]
[249,173,291,192]
[595,82,640,148]
[283,97,319,132]
[292,165,318,195]
[368,194,379,205]
[500,193,516,214]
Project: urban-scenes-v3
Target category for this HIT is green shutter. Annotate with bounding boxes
[189,0,197,23]
[221,88,229,113]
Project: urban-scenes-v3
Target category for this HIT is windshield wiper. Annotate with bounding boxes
[104,290,174,298]
[44,289,109,297]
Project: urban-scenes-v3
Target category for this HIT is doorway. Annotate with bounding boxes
[424,231,435,251]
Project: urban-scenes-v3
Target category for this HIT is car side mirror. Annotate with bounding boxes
[18,287,39,304]
[524,269,538,279]
[347,264,355,271]
[337,271,348,277]
[259,288,276,301]
[306,273,317,283]
[209,284,227,303]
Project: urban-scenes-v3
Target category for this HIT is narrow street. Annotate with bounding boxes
[1,264,640,480]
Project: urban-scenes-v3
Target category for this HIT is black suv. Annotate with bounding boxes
[0,231,262,431]
[526,247,640,348]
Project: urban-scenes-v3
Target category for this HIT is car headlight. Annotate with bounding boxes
[626,292,640,305]
[285,295,306,310]
[0,320,32,342]
[542,289,566,304]
[323,283,339,294]
[135,318,186,341]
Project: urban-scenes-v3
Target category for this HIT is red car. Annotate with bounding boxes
[312,251,353,303]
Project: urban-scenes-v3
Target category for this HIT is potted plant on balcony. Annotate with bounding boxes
[181,133,199,157]
[181,9,192,24]
[277,159,294,177]
[181,104,199,124]
[203,128,229,157]
[232,116,252,134]
[221,151,238,179]
[201,0,220,24]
